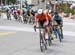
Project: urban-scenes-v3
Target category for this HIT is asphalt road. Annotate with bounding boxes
[0,18,75,55]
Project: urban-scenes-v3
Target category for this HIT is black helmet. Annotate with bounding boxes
[54,12,58,15]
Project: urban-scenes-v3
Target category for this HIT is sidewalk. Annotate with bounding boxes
[0,13,15,20]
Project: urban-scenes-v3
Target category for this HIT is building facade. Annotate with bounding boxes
[0,0,6,5]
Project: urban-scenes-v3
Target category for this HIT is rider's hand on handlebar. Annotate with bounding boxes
[43,21,48,27]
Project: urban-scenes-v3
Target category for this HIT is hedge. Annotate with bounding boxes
[57,3,75,15]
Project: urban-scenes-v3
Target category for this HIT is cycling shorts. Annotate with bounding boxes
[55,20,62,27]
[38,20,46,28]
[55,20,62,25]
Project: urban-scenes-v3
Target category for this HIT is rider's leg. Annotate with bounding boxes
[48,21,54,40]
[60,25,64,39]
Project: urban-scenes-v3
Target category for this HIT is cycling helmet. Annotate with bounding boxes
[54,12,58,15]
[37,9,43,14]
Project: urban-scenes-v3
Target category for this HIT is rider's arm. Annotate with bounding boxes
[59,16,63,24]
[52,15,55,21]
[33,14,38,26]
[48,14,52,21]
[45,13,49,24]
[52,15,56,25]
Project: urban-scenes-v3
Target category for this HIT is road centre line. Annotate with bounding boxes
[0,32,16,36]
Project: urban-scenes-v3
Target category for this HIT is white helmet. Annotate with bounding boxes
[37,9,43,14]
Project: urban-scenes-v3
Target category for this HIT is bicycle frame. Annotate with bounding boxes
[34,26,52,52]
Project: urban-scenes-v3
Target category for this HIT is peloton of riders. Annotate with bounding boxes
[33,8,63,40]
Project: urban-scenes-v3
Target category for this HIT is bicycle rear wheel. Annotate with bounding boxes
[57,27,62,42]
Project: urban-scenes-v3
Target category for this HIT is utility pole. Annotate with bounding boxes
[5,0,7,5]
[38,0,40,4]
[1,0,2,5]
[20,0,22,14]
[54,0,58,12]
[44,0,46,9]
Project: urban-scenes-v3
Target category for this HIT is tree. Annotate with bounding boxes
[41,0,45,2]
[7,0,16,4]
[57,3,75,15]
[24,0,28,5]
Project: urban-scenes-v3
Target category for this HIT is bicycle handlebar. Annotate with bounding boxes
[33,26,44,32]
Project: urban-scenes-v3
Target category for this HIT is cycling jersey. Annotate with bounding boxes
[52,15,62,21]
[35,13,47,21]
[16,9,21,15]
[52,15,62,25]
[35,12,47,28]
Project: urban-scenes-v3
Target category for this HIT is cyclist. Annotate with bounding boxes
[34,8,49,40]
[16,8,21,15]
[46,10,52,29]
[13,9,18,20]
[52,12,63,39]
[34,8,48,28]
[16,8,23,22]
[6,8,11,20]
[44,9,53,40]
[47,10,53,33]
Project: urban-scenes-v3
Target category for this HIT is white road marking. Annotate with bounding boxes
[64,22,75,26]
[0,26,75,36]
[63,31,75,36]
